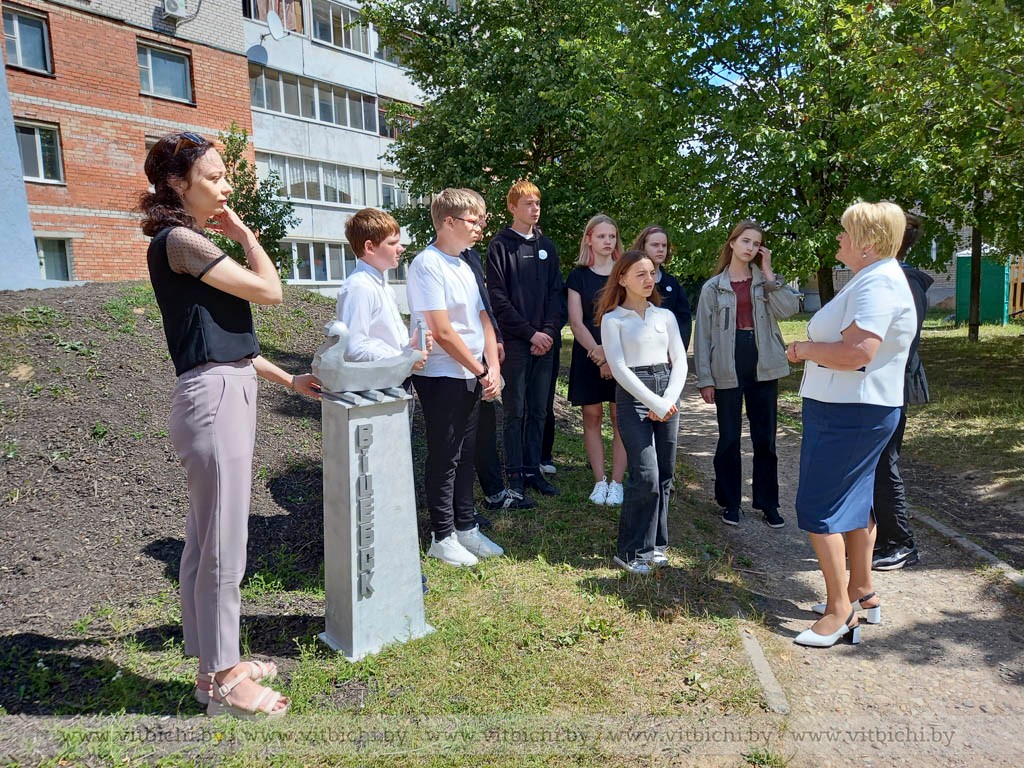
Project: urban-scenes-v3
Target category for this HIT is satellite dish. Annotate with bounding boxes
[246,44,269,66]
[265,10,288,41]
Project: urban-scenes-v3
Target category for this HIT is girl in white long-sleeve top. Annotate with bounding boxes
[596,250,687,574]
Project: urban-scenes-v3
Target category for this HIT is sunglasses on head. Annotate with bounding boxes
[173,131,207,155]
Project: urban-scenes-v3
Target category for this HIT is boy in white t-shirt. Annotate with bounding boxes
[407,189,504,567]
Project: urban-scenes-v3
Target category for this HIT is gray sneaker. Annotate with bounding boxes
[613,555,652,575]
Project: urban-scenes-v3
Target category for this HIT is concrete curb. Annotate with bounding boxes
[739,628,790,714]
[913,510,1024,590]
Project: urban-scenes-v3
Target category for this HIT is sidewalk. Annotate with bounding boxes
[675,385,1024,767]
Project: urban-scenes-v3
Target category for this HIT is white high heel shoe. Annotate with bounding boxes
[794,609,861,648]
[811,591,881,624]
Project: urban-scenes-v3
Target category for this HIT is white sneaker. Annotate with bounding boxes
[456,525,504,558]
[589,477,609,504]
[539,462,557,476]
[613,555,652,575]
[641,548,669,568]
[605,481,624,506]
[428,532,479,567]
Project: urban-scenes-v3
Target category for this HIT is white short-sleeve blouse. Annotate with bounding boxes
[799,258,916,407]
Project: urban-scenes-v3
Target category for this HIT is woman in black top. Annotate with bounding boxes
[631,225,692,350]
[141,132,319,719]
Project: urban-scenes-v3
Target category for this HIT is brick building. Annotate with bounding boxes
[3,0,252,281]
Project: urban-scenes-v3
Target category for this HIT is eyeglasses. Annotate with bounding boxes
[173,131,207,155]
[452,215,487,229]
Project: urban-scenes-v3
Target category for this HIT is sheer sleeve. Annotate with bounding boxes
[166,227,229,278]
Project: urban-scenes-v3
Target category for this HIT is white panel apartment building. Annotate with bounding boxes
[242,0,421,305]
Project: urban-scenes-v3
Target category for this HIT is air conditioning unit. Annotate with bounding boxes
[163,0,189,20]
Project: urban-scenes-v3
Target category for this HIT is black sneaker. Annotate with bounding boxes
[473,509,493,530]
[762,508,785,528]
[481,490,512,511]
[721,508,740,526]
[506,487,537,510]
[524,473,558,496]
[872,546,920,571]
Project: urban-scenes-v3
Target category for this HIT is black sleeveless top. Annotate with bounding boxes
[147,227,260,376]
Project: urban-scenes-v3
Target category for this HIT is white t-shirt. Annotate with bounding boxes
[601,304,687,418]
[406,244,486,379]
[336,261,409,361]
[799,258,915,407]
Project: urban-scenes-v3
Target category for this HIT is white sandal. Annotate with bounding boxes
[206,669,289,720]
[194,659,278,705]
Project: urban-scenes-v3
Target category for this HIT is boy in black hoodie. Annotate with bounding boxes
[487,181,565,498]
[872,213,932,570]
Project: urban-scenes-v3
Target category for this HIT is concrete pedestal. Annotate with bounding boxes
[319,388,432,661]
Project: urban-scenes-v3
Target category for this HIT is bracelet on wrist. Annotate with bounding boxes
[475,364,489,381]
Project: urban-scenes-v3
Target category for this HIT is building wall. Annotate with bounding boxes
[244,2,423,301]
[4,0,251,280]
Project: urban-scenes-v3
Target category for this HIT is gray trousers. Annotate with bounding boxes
[615,366,679,561]
[170,360,257,674]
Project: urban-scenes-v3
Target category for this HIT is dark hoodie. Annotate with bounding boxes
[902,263,933,405]
[486,227,564,343]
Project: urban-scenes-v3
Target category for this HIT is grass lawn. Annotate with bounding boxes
[777,312,1024,492]
[24,324,779,766]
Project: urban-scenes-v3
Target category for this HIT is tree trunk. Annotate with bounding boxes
[817,263,836,306]
[969,225,982,343]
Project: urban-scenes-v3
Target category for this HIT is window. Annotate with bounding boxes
[248,65,377,132]
[4,7,52,73]
[311,0,369,55]
[374,42,402,68]
[138,43,192,103]
[381,175,410,210]
[243,0,305,34]
[286,240,356,282]
[255,152,378,207]
[15,122,62,182]
[378,99,416,139]
[36,239,71,281]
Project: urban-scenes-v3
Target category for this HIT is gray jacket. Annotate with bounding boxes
[693,265,801,389]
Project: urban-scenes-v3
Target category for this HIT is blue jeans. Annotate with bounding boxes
[502,340,555,477]
[615,365,679,561]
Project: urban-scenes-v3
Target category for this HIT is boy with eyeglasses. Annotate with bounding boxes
[407,189,504,566]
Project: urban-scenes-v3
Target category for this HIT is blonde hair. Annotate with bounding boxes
[841,201,906,260]
[345,208,401,258]
[576,214,622,266]
[430,188,484,231]
[507,179,540,208]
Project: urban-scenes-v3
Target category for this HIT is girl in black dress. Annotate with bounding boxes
[566,214,626,506]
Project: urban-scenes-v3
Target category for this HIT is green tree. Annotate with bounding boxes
[212,123,298,273]
[362,0,635,266]
[838,0,1024,339]
[606,0,921,300]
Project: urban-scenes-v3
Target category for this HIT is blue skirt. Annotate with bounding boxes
[796,398,901,534]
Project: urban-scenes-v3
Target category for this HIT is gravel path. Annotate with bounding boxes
[675,384,1024,767]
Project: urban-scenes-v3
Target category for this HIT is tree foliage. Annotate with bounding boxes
[212,123,298,273]
[364,0,1024,309]
[363,0,634,266]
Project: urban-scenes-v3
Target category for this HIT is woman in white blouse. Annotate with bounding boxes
[596,251,687,574]
[786,201,916,648]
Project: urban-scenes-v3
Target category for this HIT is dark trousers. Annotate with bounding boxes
[412,375,480,539]
[502,340,555,476]
[541,337,561,463]
[872,406,915,549]
[713,330,779,512]
[475,399,505,498]
[615,367,679,561]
